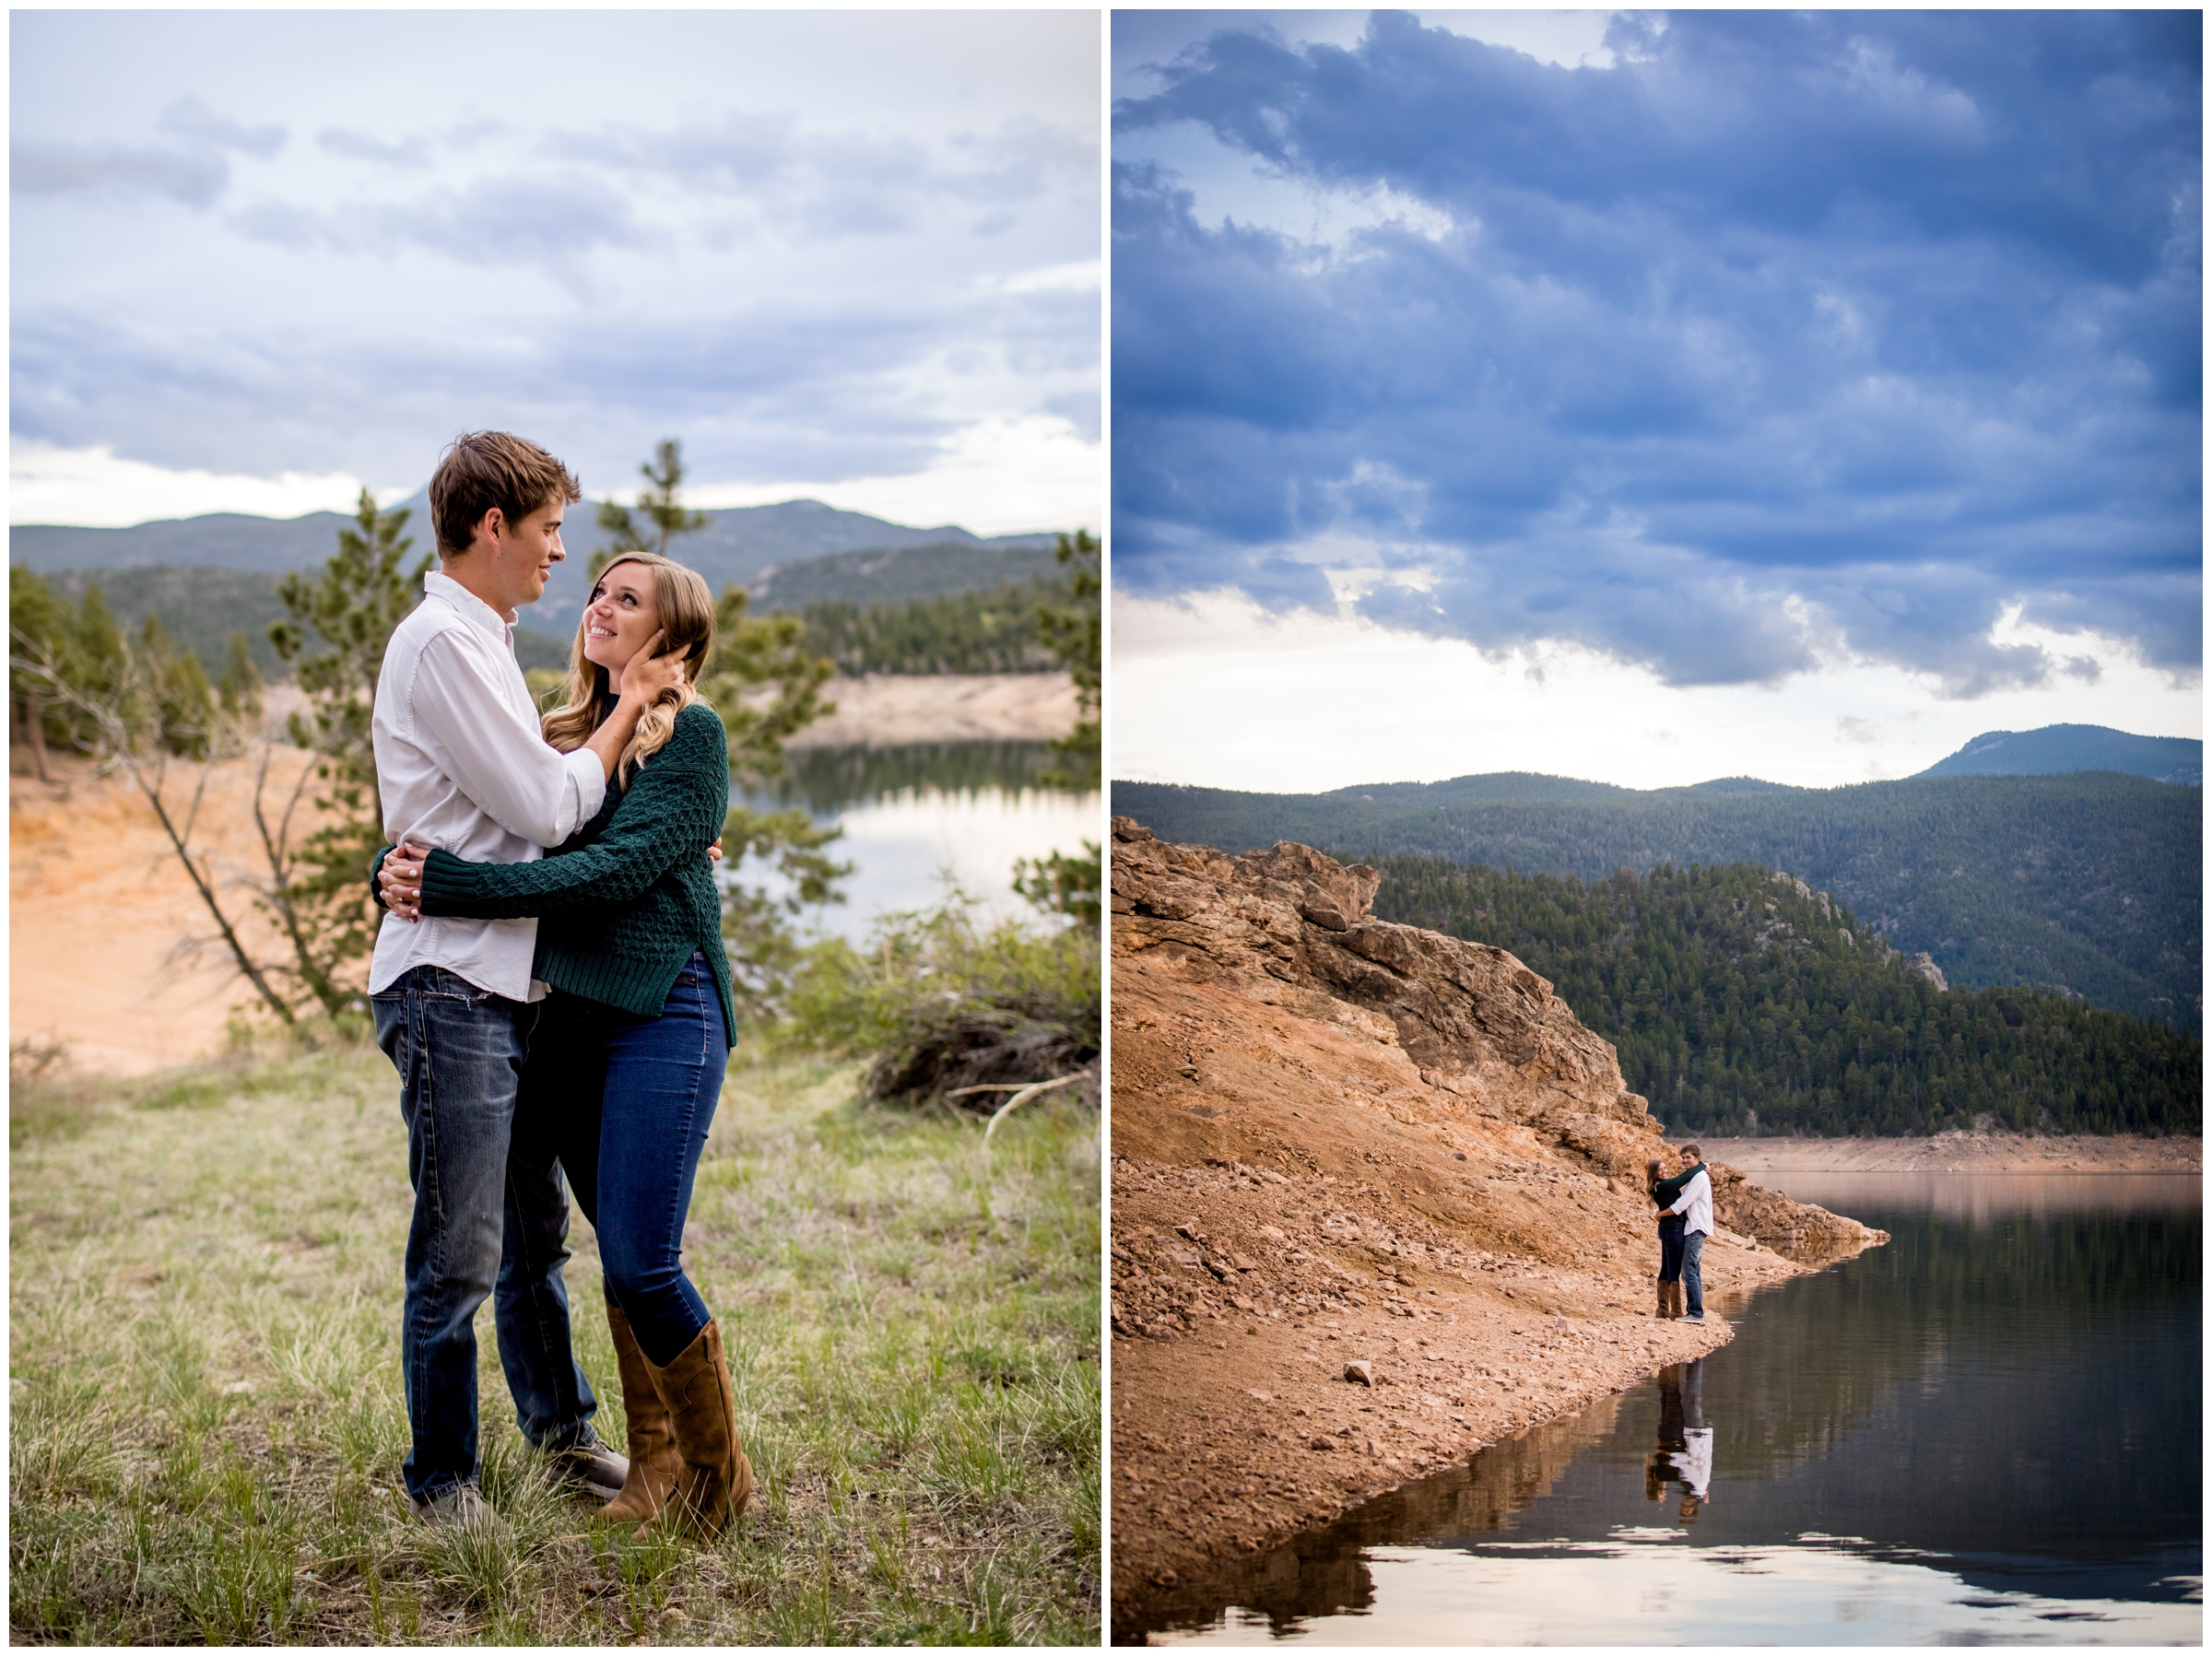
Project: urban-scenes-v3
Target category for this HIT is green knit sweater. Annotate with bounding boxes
[1652,1165,1699,1232]
[406,701,736,1038]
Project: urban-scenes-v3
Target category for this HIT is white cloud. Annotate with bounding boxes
[13,11,1098,531]
[679,416,1100,539]
[1111,590,2201,792]
[9,440,375,526]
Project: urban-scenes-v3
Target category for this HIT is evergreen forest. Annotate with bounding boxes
[797,576,1072,675]
[1114,771,2201,1034]
[1371,856,2201,1139]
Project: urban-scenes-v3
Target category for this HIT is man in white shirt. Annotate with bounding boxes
[1663,1143,1714,1324]
[368,431,684,1523]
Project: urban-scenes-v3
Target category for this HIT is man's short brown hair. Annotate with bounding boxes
[429,431,582,557]
[1681,1143,1702,1160]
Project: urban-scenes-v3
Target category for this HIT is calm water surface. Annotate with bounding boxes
[735,741,1098,942]
[1127,1172,2201,1646]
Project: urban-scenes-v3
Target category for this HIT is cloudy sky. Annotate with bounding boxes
[12,9,1100,535]
[1111,10,2202,790]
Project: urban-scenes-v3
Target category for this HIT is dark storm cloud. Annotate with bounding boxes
[1112,11,2202,689]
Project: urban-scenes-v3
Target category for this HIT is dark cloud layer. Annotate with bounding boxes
[1112,10,2202,690]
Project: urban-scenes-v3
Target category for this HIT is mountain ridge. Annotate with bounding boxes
[9,494,1063,633]
[1111,770,2201,1034]
[1916,722,2200,786]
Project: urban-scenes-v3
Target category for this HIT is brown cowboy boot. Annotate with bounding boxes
[653,1318,755,1534]
[598,1298,682,1523]
[1667,1282,1687,1320]
[1654,1277,1670,1319]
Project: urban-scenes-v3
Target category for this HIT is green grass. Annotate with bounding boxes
[10,1044,1100,1644]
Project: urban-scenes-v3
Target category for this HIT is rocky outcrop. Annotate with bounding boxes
[1113,820,1653,1136]
[1906,951,1949,992]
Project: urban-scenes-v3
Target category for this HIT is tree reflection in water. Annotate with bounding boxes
[1117,1175,2199,1646]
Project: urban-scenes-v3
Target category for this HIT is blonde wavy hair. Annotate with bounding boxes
[540,551,717,783]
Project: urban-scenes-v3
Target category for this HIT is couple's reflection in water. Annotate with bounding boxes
[1647,1359,1713,1525]
[1115,1359,1726,1641]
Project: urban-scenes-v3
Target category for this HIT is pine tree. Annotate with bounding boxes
[265,489,430,1019]
[1016,528,1102,927]
[218,630,264,722]
[594,438,710,578]
[1036,529,1100,791]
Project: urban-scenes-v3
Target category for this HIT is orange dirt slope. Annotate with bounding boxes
[1106,818,1884,1619]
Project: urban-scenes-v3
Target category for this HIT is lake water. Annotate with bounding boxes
[1125,1172,2202,1646]
[734,740,1100,943]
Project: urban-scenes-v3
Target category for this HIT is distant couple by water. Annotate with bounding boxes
[365,430,746,1532]
[1648,1144,1712,1324]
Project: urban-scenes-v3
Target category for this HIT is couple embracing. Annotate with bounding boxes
[366,430,747,1532]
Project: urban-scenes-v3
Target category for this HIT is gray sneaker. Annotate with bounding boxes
[543,1426,629,1500]
[411,1482,496,1529]
[1678,1311,1706,1323]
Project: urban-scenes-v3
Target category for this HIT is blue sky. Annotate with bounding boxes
[1111,10,2202,789]
[11,10,1100,534]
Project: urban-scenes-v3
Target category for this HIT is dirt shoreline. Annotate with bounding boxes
[1700,1133,2201,1173]
[784,671,1076,746]
[1109,1158,1831,1616]
[1105,823,1888,1623]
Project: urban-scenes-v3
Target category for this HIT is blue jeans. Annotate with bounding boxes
[1657,1220,1686,1284]
[1682,1230,1707,1317]
[371,967,598,1501]
[521,954,731,1367]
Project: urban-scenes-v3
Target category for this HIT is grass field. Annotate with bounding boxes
[10,1042,1100,1644]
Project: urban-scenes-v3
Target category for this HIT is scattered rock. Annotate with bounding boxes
[1344,1360,1374,1386]
[1307,1435,1336,1451]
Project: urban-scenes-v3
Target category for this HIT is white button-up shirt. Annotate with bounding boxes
[367,570,604,1002]
[1667,1167,1714,1238]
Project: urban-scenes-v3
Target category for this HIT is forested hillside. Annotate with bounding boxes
[1371,857,2200,1139]
[30,567,570,680]
[1112,773,2200,1033]
[753,541,1063,613]
[797,577,1070,675]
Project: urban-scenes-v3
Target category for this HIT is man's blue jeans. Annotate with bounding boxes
[520,954,730,1367]
[1681,1230,1707,1318]
[372,966,598,1501]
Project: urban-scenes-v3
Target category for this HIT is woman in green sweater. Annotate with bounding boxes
[1647,1155,1692,1321]
[379,550,749,1535]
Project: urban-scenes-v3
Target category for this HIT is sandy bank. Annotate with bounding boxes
[10,748,323,1075]
[785,672,1077,747]
[1701,1133,2201,1173]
